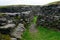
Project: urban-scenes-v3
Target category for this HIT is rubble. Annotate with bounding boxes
[37,4,60,30]
[0,17,7,26]
[11,38,17,40]
[0,24,15,29]
[11,23,25,39]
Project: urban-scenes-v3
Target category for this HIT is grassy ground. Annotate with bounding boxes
[37,26,60,40]
[22,16,60,40]
[0,33,11,40]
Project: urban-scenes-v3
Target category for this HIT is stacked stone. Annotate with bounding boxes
[11,23,25,40]
[37,4,60,30]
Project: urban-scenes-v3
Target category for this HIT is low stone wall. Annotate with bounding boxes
[10,23,25,40]
[37,15,60,30]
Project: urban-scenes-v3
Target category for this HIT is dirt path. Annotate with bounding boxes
[22,16,40,40]
[29,24,38,33]
[29,23,41,40]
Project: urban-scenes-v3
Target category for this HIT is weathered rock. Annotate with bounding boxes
[11,23,25,39]
[37,4,60,30]
[0,17,7,26]
[11,38,17,40]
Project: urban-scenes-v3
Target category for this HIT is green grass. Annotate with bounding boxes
[32,16,38,24]
[37,26,60,40]
[22,29,32,40]
[22,16,60,40]
[22,26,60,40]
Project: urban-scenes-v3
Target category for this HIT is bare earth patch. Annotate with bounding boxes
[29,24,38,33]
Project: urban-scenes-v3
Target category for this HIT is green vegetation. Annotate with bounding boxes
[0,33,11,40]
[22,16,38,40]
[46,1,60,5]
[22,26,60,40]
[0,13,5,16]
[22,29,32,40]
[32,16,38,24]
[37,26,60,40]
[22,16,60,40]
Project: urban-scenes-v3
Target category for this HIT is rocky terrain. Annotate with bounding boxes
[0,9,34,40]
[0,1,60,40]
[37,3,60,30]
